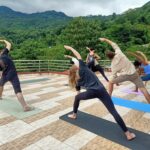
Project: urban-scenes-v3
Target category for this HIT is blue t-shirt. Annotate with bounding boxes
[77,60,104,90]
[0,48,17,76]
[141,64,150,74]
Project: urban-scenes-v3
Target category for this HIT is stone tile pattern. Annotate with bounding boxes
[0,73,150,150]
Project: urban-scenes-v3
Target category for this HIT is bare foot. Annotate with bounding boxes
[24,106,34,112]
[125,131,136,141]
[68,113,77,119]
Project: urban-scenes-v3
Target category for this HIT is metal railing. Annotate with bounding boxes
[14,60,111,73]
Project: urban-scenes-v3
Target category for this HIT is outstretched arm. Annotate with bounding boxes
[86,47,91,52]
[64,45,82,60]
[64,55,74,59]
[94,53,101,60]
[64,54,79,67]
[135,51,148,65]
[0,40,11,51]
[86,47,92,63]
[127,51,145,64]
[99,38,121,53]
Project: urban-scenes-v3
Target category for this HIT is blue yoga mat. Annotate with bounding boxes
[112,97,150,113]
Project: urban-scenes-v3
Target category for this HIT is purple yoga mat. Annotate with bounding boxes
[121,89,143,95]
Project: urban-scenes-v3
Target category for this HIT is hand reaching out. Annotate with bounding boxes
[64,45,72,50]
[99,38,106,42]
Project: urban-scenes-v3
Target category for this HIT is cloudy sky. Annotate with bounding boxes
[0,0,149,16]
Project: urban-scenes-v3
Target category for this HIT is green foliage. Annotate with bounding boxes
[0,43,5,50]
[59,17,105,58]
[11,39,46,59]
[39,45,66,60]
[0,2,150,60]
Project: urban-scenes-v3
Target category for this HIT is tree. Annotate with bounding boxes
[58,17,105,58]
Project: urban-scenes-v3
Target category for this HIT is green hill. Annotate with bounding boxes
[0,2,150,60]
[0,6,72,30]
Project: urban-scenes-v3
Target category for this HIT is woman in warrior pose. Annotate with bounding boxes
[64,45,136,140]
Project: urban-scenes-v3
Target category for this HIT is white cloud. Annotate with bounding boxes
[0,0,149,16]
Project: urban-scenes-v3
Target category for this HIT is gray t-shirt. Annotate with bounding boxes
[77,60,104,90]
[88,54,94,63]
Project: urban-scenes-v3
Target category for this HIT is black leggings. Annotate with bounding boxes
[92,65,109,82]
[73,88,128,132]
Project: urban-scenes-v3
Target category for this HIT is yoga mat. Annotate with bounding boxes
[112,97,150,113]
[121,89,143,95]
[0,98,42,119]
[60,111,150,150]
[21,78,49,84]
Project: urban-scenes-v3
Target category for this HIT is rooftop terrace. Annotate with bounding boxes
[0,72,150,150]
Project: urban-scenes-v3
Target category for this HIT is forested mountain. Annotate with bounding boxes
[0,2,150,60]
[0,6,71,30]
[116,1,150,24]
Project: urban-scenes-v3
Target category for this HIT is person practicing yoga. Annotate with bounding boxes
[133,60,142,75]
[130,51,150,82]
[64,45,136,140]
[133,60,143,92]
[86,47,109,82]
[99,38,150,103]
[130,52,150,92]
[0,39,33,111]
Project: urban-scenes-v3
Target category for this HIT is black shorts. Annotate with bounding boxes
[0,74,22,94]
[92,65,104,72]
[87,61,95,69]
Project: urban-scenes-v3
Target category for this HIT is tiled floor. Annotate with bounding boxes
[0,73,150,150]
